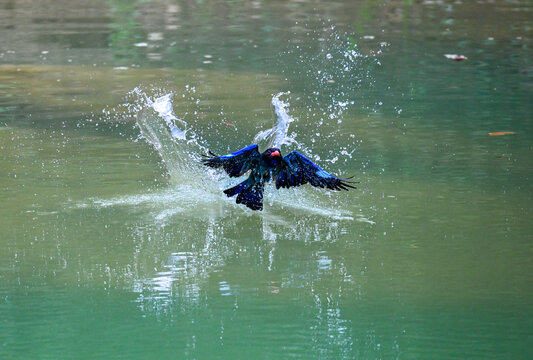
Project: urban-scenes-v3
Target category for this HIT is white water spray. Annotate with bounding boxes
[150,94,187,141]
[253,91,298,150]
[133,89,208,185]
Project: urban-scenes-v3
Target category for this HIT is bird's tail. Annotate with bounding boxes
[223,178,264,211]
[223,179,249,197]
[236,182,264,211]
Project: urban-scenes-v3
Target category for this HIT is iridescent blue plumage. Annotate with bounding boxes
[276,151,353,190]
[202,144,355,211]
[205,144,260,177]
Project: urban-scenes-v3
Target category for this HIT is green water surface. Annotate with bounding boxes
[1,0,532,359]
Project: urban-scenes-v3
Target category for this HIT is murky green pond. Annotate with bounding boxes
[1,0,533,358]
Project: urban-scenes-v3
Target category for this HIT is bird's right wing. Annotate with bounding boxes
[202,144,261,177]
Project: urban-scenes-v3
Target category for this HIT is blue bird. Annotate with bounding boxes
[202,144,356,211]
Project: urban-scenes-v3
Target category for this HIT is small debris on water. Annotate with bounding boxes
[444,54,468,61]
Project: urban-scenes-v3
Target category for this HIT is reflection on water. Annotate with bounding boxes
[1,0,533,359]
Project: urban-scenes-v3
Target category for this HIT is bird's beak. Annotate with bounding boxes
[271,150,280,157]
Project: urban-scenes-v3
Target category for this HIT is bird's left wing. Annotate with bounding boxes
[276,151,356,190]
[202,144,260,177]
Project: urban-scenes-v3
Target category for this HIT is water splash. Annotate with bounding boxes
[283,24,381,117]
[147,93,187,141]
[278,24,383,165]
[77,88,361,222]
[253,91,298,150]
[132,88,209,185]
[80,183,356,225]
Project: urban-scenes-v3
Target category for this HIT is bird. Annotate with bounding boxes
[202,144,356,211]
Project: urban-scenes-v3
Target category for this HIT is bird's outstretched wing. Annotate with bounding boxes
[202,144,261,177]
[276,151,356,190]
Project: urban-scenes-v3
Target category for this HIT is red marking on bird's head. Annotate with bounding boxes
[271,150,281,157]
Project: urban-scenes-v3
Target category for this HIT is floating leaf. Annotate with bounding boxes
[489,131,516,136]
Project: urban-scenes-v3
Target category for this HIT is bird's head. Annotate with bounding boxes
[262,147,282,166]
